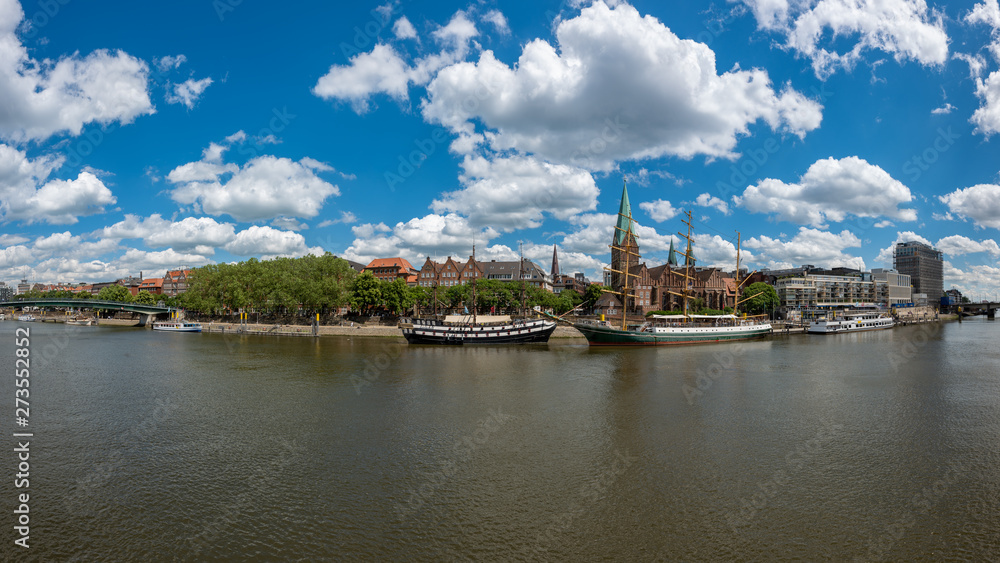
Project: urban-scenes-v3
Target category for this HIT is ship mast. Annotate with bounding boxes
[471,240,477,325]
[733,230,763,316]
[519,241,527,316]
[660,210,697,319]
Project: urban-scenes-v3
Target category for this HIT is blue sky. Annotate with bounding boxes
[2,0,1000,298]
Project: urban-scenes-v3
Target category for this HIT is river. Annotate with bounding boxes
[1,318,998,561]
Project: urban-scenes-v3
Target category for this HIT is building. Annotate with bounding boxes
[0,282,12,301]
[16,279,30,295]
[363,258,418,285]
[775,274,877,310]
[417,256,481,288]
[551,245,560,280]
[481,259,552,291]
[871,269,912,306]
[118,276,143,297]
[893,241,943,304]
[139,278,164,295]
[553,273,591,295]
[163,269,192,296]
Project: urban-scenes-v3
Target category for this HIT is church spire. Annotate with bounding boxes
[614,179,633,245]
[551,244,560,279]
[668,238,678,266]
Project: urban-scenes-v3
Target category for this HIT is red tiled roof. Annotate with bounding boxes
[365,257,414,271]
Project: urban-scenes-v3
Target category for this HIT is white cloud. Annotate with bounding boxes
[966,0,1000,64]
[694,193,730,215]
[28,257,129,284]
[736,156,916,227]
[691,233,751,268]
[431,154,598,231]
[167,138,339,222]
[740,0,949,79]
[639,199,680,222]
[343,213,498,264]
[931,102,955,115]
[224,226,323,259]
[393,16,418,40]
[166,77,213,109]
[0,244,31,268]
[936,234,1000,257]
[483,10,510,35]
[943,261,1000,299]
[98,214,236,255]
[954,52,987,79]
[971,71,1000,137]
[0,233,28,245]
[422,1,821,170]
[939,183,1000,228]
[155,54,187,72]
[0,0,153,142]
[744,227,865,271]
[115,248,212,272]
[313,11,478,112]
[318,211,358,228]
[2,159,117,225]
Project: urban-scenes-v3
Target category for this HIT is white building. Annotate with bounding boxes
[871,269,912,306]
[776,271,913,310]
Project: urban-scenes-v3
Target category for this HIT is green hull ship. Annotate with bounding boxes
[573,317,772,346]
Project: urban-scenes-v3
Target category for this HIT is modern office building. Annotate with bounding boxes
[871,269,912,306]
[893,241,943,304]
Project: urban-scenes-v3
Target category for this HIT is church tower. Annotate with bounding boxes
[551,244,560,281]
[610,181,640,292]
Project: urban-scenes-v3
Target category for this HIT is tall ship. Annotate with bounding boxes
[399,245,556,345]
[571,182,771,346]
[807,310,894,334]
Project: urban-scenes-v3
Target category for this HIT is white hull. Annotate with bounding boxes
[153,322,202,332]
[808,313,894,334]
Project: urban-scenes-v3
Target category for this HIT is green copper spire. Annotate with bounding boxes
[614,180,633,245]
[668,238,678,266]
[685,238,696,266]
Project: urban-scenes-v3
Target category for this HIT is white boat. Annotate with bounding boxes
[152,321,202,332]
[66,318,93,326]
[808,311,894,334]
[17,314,35,322]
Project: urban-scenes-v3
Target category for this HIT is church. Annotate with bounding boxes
[598,183,737,317]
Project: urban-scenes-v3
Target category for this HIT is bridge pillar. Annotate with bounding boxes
[988,308,996,319]
[137,313,154,327]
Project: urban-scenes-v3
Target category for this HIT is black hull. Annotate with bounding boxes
[400,319,557,345]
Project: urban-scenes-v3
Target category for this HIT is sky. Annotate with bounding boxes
[1,0,1000,299]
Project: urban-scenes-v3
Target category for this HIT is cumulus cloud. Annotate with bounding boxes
[166,77,213,109]
[639,199,680,222]
[430,154,599,231]
[1,145,116,224]
[935,234,1000,257]
[116,248,212,271]
[739,0,949,78]
[166,137,340,222]
[99,214,236,253]
[393,16,418,40]
[873,230,934,265]
[736,156,916,227]
[744,227,865,271]
[423,1,822,169]
[939,183,1000,228]
[694,193,730,215]
[483,10,510,35]
[342,213,498,264]
[313,11,478,112]
[971,71,1000,137]
[223,226,323,259]
[0,0,153,142]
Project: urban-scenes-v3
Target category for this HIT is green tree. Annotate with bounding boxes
[740,282,779,315]
[584,284,604,308]
[97,284,133,303]
[382,278,415,316]
[135,290,158,305]
[351,271,383,313]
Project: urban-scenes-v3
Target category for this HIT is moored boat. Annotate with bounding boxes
[152,321,202,332]
[808,311,894,334]
[400,315,556,345]
[17,314,35,322]
[574,314,771,346]
[65,318,94,326]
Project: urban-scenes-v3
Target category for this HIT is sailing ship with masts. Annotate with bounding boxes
[571,181,772,346]
[399,244,557,345]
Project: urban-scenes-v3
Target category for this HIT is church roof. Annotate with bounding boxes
[614,181,634,245]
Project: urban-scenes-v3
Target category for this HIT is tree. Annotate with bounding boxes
[382,278,415,316]
[740,282,779,315]
[97,284,133,303]
[584,284,604,308]
[135,290,158,305]
[351,271,382,313]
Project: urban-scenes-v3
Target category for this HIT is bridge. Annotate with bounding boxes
[958,301,998,319]
[0,299,175,326]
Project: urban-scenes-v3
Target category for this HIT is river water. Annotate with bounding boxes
[1,319,998,561]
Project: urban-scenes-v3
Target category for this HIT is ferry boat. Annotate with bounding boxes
[152,321,202,332]
[399,315,556,345]
[808,311,894,334]
[571,197,771,346]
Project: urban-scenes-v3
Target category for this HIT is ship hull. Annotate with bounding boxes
[400,318,556,345]
[572,322,771,346]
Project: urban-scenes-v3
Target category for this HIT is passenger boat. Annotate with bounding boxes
[807,311,894,334]
[400,315,556,345]
[152,321,202,332]
[571,199,771,346]
[17,314,35,322]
